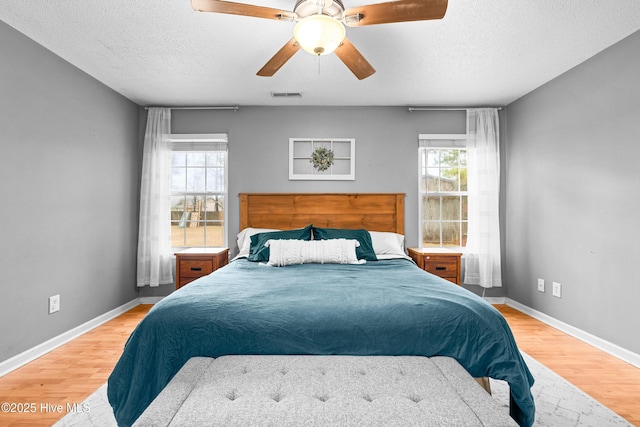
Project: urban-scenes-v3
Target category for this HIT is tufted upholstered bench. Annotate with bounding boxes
[133,355,516,426]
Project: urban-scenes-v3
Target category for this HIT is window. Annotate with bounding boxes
[170,134,228,248]
[419,111,502,287]
[419,135,468,248]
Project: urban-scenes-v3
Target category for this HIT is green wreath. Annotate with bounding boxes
[310,147,335,172]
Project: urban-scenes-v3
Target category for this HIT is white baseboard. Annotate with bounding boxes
[0,298,141,378]
[506,298,640,369]
[484,297,506,304]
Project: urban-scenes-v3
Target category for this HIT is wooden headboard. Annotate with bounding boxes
[239,193,405,234]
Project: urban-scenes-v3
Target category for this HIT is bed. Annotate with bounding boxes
[108,193,535,426]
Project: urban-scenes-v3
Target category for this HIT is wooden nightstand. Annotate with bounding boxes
[408,248,462,285]
[175,247,229,289]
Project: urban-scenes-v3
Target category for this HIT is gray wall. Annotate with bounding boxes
[171,106,465,252]
[140,107,504,299]
[0,21,140,362]
[504,30,640,354]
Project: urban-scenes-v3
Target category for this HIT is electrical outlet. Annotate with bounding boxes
[49,295,60,314]
[552,282,562,298]
[537,278,545,292]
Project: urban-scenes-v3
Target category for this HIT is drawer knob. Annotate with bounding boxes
[190,267,202,271]
[435,266,446,271]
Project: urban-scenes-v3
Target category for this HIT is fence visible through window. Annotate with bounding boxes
[170,135,228,248]
[419,138,468,248]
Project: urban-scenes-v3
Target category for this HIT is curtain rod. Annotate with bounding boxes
[144,106,239,111]
[408,107,502,112]
[144,106,503,113]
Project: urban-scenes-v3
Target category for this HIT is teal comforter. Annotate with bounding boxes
[108,259,535,426]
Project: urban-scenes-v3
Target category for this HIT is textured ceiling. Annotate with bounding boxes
[2,0,640,107]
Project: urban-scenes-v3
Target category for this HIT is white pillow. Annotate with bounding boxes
[235,227,280,259]
[369,231,409,260]
[265,239,365,267]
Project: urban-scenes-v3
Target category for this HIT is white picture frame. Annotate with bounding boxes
[289,138,355,180]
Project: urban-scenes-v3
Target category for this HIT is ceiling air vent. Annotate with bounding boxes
[271,92,302,98]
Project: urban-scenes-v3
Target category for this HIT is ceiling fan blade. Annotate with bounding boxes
[334,38,376,80]
[344,0,447,27]
[257,38,301,77]
[191,0,296,21]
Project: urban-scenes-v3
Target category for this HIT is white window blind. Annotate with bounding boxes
[418,134,469,148]
[170,133,228,151]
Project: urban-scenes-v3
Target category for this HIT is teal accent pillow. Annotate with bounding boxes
[312,227,378,261]
[248,225,313,262]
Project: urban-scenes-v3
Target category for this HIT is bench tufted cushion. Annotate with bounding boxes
[133,355,516,426]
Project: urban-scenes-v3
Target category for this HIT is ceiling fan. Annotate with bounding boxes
[191,0,448,80]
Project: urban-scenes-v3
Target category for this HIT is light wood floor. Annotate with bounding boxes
[0,304,638,426]
[495,305,640,425]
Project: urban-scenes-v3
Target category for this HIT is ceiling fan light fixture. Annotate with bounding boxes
[293,14,346,56]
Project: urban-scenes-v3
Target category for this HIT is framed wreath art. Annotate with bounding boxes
[289,138,355,180]
[310,146,335,171]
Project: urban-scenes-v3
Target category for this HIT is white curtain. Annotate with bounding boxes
[463,108,502,288]
[137,108,174,287]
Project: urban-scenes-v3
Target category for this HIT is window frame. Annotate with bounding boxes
[289,138,356,180]
[418,134,470,249]
[170,133,228,250]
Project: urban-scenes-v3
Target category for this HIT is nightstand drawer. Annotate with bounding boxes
[407,248,462,285]
[175,248,229,289]
[179,259,214,278]
[424,256,458,278]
